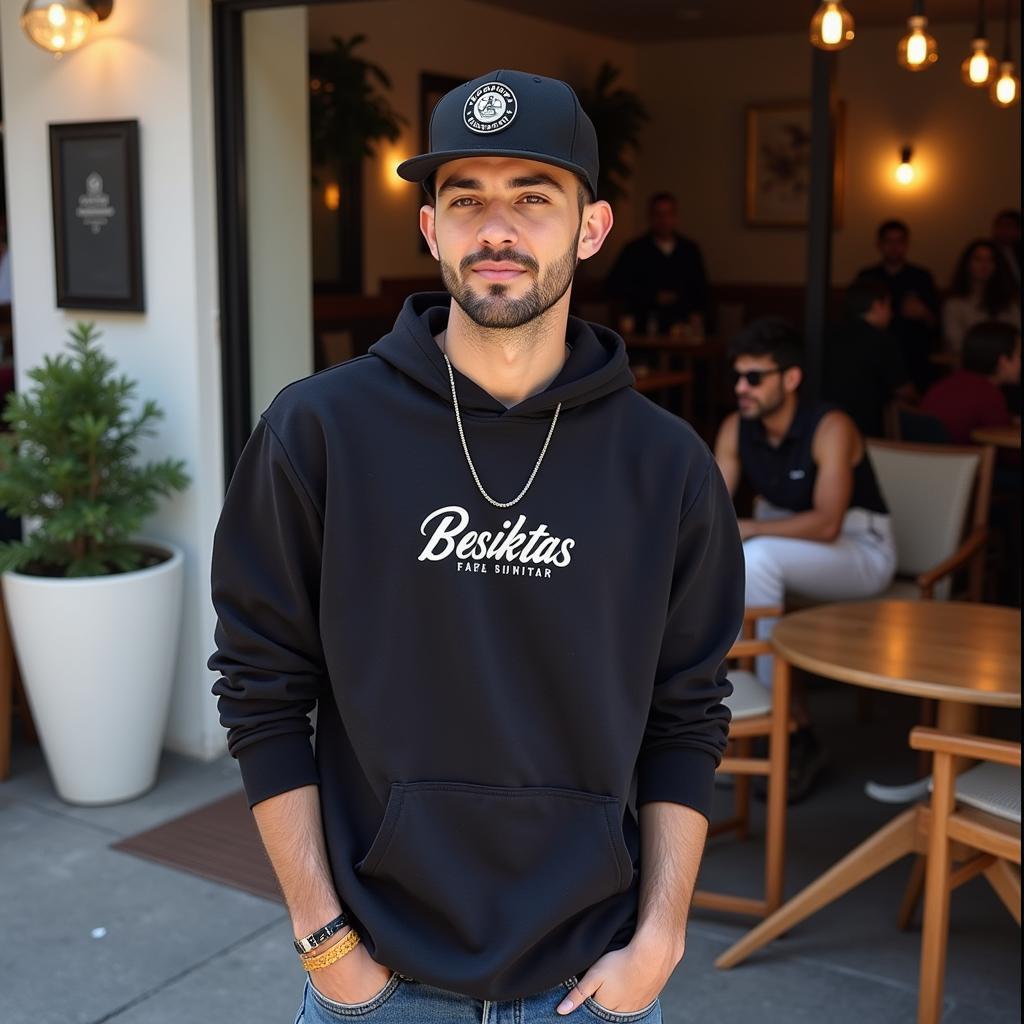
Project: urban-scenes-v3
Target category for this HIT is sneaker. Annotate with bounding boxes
[753,726,828,804]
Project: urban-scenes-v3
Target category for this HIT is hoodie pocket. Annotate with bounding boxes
[354,781,634,952]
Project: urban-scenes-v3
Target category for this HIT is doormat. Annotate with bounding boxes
[111,789,283,904]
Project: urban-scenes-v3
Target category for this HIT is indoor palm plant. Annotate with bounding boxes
[0,322,190,804]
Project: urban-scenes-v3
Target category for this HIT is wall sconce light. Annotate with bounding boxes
[990,0,1020,107]
[898,1,938,71]
[895,146,915,185]
[324,183,341,211]
[20,0,112,57]
[962,1,998,86]
[810,1,855,51]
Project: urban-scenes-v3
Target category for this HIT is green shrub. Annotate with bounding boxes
[0,322,190,578]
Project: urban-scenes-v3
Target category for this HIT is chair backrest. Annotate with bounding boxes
[866,440,993,597]
[897,407,951,444]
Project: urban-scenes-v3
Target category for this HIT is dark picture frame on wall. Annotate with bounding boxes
[49,119,145,311]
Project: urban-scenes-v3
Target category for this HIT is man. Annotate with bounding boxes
[208,70,744,1024]
[855,220,940,393]
[823,274,913,439]
[714,318,896,801]
[920,320,1021,444]
[607,192,709,335]
[992,208,1022,285]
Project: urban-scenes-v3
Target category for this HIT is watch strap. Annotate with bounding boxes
[293,912,350,954]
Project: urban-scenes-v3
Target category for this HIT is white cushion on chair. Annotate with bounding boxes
[724,670,772,720]
[948,762,1021,824]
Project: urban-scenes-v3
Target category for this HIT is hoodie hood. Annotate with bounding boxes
[368,292,635,418]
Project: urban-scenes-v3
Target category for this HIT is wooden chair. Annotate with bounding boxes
[909,727,1021,1024]
[866,439,995,602]
[693,606,792,919]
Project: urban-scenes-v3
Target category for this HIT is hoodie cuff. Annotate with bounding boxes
[636,746,719,821]
[234,732,320,809]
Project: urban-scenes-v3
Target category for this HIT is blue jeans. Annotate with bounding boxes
[296,970,662,1024]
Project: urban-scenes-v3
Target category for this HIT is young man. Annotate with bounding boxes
[823,274,913,439]
[606,192,709,336]
[920,320,1021,444]
[854,220,940,393]
[714,318,897,801]
[208,70,744,1024]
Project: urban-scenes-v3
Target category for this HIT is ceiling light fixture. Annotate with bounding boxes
[898,0,938,71]
[990,0,1020,106]
[20,0,112,57]
[810,1,856,51]
[962,1,998,85]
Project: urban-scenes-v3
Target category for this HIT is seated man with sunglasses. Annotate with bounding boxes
[714,317,897,801]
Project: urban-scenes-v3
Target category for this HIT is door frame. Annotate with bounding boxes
[212,0,336,479]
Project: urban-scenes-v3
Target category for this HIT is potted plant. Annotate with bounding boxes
[0,322,190,804]
[574,62,649,205]
[309,33,406,292]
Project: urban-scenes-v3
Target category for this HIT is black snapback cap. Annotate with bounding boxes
[396,69,599,199]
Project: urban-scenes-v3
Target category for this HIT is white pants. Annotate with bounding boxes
[744,500,897,686]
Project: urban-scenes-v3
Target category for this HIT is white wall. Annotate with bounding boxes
[634,21,1022,286]
[0,0,225,760]
[244,8,314,420]
[307,0,640,294]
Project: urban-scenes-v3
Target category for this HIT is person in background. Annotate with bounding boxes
[920,321,1020,444]
[992,208,1022,285]
[854,219,940,393]
[823,274,913,438]
[941,239,1020,358]
[607,192,708,336]
[714,317,897,801]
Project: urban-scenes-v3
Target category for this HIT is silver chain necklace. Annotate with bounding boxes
[440,331,563,509]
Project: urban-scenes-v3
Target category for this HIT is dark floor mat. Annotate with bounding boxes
[111,789,283,904]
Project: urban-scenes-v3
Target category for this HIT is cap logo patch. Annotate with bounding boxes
[463,82,518,134]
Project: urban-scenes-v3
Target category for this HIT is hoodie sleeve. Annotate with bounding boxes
[635,456,745,820]
[207,414,326,809]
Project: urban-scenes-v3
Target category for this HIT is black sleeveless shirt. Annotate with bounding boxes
[738,400,888,515]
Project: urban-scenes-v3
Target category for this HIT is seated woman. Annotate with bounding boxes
[941,239,1020,358]
[920,320,1020,444]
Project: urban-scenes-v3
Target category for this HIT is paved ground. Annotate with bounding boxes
[1,680,1019,1024]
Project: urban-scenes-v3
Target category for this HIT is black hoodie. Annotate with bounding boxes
[208,292,744,1001]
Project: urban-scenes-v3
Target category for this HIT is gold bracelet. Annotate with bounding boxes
[300,928,361,971]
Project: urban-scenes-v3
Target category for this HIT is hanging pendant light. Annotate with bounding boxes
[990,0,1020,106]
[20,0,112,57]
[898,0,939,70]
[962,1,998,85]
[810,1,856,51]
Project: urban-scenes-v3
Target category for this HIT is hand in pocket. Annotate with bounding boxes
[308,941,394,1005]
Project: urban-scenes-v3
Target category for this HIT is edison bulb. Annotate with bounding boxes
[962,39,997,86]
[991,62,1020,107]
[810,1,855,51]
[898,16,938,71]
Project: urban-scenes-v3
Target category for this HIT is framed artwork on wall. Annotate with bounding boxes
[49,119,145,312]
[744,101,845,229]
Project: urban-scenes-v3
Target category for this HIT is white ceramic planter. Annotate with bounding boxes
[1,536,185,805]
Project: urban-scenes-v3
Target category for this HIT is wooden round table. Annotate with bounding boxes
[772,600,1020,732]
[970,425,1021,449]
[718,599,1021,969]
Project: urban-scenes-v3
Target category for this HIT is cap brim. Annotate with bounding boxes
[396,149,595,196]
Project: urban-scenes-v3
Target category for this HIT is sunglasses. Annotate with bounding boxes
[733,368,784,387]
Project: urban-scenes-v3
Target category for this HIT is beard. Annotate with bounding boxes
[439,238,578,329]
[737,388,786,420]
